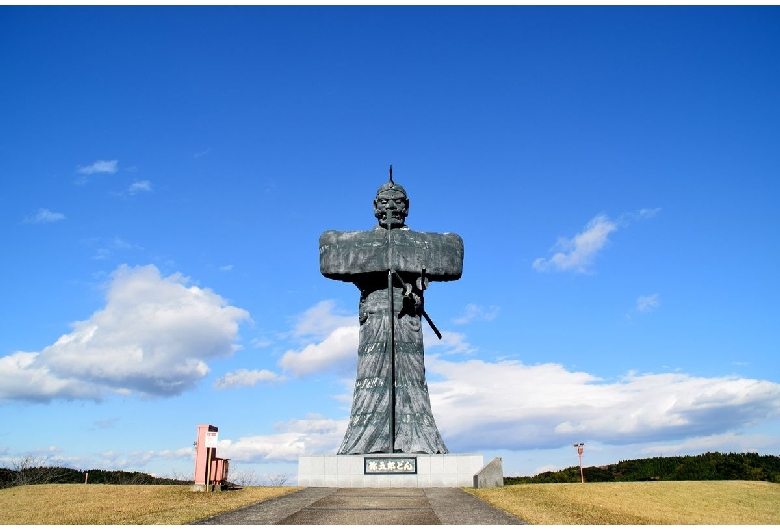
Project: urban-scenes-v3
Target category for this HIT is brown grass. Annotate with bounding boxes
[4,481,779,525]
[468,480,780,525]
[0,484,299,525]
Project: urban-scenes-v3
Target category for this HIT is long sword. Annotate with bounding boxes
[386,166,396,454]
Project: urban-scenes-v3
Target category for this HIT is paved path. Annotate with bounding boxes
[191,487,526,525]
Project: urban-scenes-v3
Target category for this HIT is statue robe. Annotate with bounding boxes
[319,226,463,454]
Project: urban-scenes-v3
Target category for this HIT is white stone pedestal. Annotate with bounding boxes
[298,453,484,487]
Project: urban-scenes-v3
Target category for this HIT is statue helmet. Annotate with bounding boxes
[375,164,408,200]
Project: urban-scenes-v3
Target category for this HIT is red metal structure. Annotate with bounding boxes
[193,424,229,491]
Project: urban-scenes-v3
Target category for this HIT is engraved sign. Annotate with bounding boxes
[364,456,417,475]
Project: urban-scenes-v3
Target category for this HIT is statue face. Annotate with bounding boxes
[374,189,409,228]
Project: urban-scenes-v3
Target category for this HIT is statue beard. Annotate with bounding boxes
[377,209,407,228]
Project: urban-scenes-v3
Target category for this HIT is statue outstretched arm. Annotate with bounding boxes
[319,229,463,282]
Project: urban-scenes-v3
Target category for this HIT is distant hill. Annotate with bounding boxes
[505,452,780,484]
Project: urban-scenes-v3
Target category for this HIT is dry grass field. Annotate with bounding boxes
[468,480,780,525]
[0,484,299,525]
[2,481,779,524]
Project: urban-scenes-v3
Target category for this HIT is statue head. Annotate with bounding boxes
[374,179,409,229]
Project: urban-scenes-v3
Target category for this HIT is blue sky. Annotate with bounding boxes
[1,6,779,483]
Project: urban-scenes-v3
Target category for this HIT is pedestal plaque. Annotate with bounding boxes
[364,456,417,474]
[298,453,483,488]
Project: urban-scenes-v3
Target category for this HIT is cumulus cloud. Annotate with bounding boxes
[453,303,500,325]
[202,358,780,466]
[217,415,345,463]
[127,180,152,194]
[636,293,660,313]
[425,330,474,355]
[90,286,776,473]
[0,264,250,402]
[289,300,356,340]
[267,302,778,456]
[77,159,118,175]
[207,297,779,463]
[273,300,776,455]
[277,301,359,377]
[424,358,780,452]
[23,208,66,224]
[279,325,359,377]
[214,369,285,389]
[277,300,478,377]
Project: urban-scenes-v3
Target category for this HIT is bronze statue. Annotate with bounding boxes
[319,168,464,454]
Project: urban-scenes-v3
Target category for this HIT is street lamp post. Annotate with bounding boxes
[573,443,585,483]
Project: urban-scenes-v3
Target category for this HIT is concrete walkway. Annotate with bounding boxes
[191,487,526,525]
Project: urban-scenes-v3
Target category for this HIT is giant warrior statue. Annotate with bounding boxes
[319,168,464,454]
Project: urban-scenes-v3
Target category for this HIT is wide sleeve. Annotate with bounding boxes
[319,229,463,282]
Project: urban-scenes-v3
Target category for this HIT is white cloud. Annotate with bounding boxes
[533,214,617,273]
[453,303,500,325]
[23,208,66,224]
[214,369,285,389]
[290,300,356,340]
[217,415,345,463]
[636,207,661,219]
[276,301,359,377]
[213,298,780,464]
[0,264,250,402]
[279,325,358,377]
[207,359,780,466]
[636,293,660,312]
[250,337,273,348]
[533,208,659,274]
[424,358,780,452]
[77,159,118,175]
[641,431,779,457]
[81,447,196,473]
[0,445,197,476]
[128,180,152,194]
[425,330,474,355]
[0,352,93,401]
[277,301,475,377]
[219,265,233,272]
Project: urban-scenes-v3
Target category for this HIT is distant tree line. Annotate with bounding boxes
[5,451,779,489]
[505,452,780,484]
[0,455,192,489]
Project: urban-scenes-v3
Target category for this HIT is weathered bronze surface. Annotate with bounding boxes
[319,171,463,454]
